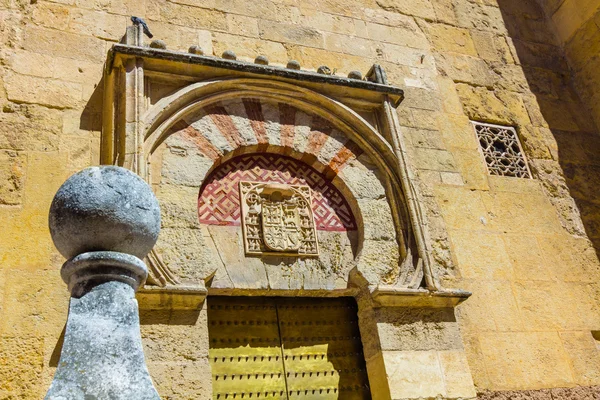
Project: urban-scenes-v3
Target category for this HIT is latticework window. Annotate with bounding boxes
[472,122,531,178]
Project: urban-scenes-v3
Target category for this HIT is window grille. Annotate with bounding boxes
[472,122,531,178]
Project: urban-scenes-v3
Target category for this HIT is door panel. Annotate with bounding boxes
[208,297,371,400]
[277,298,371,400]
[208,297,288,399]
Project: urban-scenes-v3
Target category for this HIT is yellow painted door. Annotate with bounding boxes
[277,298,371,400]
[208,297,371,400]
[208,297,288,399]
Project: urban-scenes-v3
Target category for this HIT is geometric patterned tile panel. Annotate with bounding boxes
[198,154,357,231]
[472,121,532,178]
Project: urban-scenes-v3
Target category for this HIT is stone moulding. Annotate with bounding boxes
[371,286,471,308]
[108,44,405,106]
[102,41,469,303]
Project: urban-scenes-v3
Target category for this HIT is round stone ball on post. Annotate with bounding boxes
[49,166,161,296]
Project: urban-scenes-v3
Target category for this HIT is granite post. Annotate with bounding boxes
[45,166,161,400]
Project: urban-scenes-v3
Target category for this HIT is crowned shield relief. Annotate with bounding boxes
[240,181,319,257]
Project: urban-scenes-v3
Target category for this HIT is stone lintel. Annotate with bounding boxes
[137,284,208,310]
[108,44,405,106]
[371,286,472,308]
[206,288,360,298]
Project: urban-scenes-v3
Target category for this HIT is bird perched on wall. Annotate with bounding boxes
[131,16,153,38]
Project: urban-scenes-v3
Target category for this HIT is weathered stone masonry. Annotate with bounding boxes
[2,0,600,399]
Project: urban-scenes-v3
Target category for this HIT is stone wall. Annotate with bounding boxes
[1,0,600,398]
[537,0,600,130]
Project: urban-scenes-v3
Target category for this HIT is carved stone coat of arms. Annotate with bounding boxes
[239,181,319,256]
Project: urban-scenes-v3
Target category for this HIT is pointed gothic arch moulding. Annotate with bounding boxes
[102,44,470,307]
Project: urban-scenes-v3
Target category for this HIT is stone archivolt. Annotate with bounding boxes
[103,46,469,296]
[162,97,364,175]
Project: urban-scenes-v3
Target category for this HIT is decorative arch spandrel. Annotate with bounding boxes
[103,52,456,297]
[147,96,408,293]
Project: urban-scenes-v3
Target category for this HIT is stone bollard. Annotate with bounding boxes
[45,166,161,400]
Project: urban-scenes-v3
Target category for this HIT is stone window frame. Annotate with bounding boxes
[471,121,533,179]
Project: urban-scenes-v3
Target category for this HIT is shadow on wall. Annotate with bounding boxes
[496,0,600,261]
[79,76,104,140]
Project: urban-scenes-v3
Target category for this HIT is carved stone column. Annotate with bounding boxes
[45,166,161,400]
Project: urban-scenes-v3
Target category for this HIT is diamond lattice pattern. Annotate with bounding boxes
[198,154,357,231]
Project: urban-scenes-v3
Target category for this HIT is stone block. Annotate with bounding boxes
[260,20,323,48]
[456,84,525,125]
[157,3,227,31]
[67,9,128,41]
[450,148,489,190]
[155,227,214,282]
[436,53,495,88]
[285,43,374,73]
[365,21,430,49]
[412,147,456,171]
[0,150,26,205]
[31,2,70,30]
[383,350,445,399]
[410,109,439,130]
[337,157,386,200]
[372,0,436,20]
[294,10,362,36]
[141,310,210,362]
[379,43,435,69]
[449,230,514,280]
[226,14,259,38]
[5,72,82,109]
[214,0,295,22]
[511,40,568,71]
[0,335,45,399]
[359,198,396,241]
[323,32,376,58]
[0,269,67,337]
[376,307,463,352]
[478,331,573,390]
[357,240,400,285]
[407,127,445,149]
[560,331,600,386]
[471,31,500,62]
[212,32,288,64]
[8,50,54,78]
[160,136,214,187]
[453,1,508,35]
[22,25,105,62]
[156,183,201,229]
[502,234,553,281]
[458,331,491,389]
[434,186,489,231]
[436,78,464,115]
[432,0,457,25]
[480,190,563,234]
[168,359,213,399]
[402,87,442,111]
[425,23,477,56]
[208,225,269,290]
[513,281,600,331]
[440,171,464,186]
[52,56,103,85]
[439,350,477,399]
